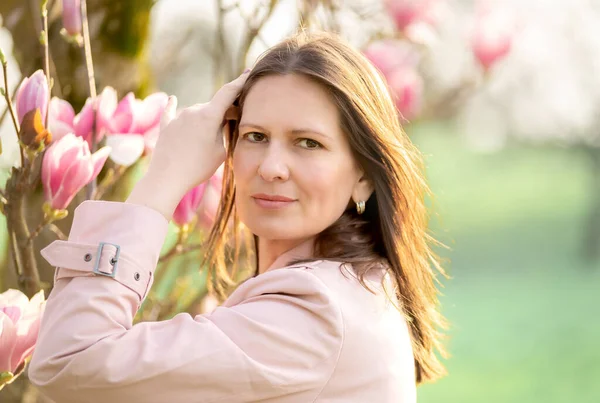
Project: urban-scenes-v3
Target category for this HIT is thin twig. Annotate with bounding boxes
[0,105,8,127]
[80,0,96,99]
[237,0,278,73]
[8,225,23,277]
[41,0,51,127]
[2,60,23,168]
[215,0,232,82]
[159,242,203,264]
[80,0,98,200]
[92,165,127,200]
[158,229,187,265]
[27,216,51,243]
[0,76,25,128]
[47,223,67,240]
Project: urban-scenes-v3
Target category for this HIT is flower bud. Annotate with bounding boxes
[15,70,49,125]
[62,0,82,36]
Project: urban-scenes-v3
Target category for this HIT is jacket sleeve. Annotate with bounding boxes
[28,201,344,403]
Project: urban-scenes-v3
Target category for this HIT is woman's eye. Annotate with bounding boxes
[245,132,266,142]
[297,138,322,149]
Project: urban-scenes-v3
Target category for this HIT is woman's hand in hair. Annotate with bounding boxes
[126,71,249,220]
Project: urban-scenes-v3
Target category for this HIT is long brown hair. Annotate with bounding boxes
[205,30,448,384]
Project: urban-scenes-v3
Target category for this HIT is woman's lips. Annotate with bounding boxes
[251,194,296,209]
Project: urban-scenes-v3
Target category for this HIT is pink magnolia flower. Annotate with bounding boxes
[0,289,45,385]
[15,70,49,125]
[363,40,423,120]
[48,96,96,144]
[97,87,168,167]
[42,133,111,210]
[62,0,82,36]
[471,3,515,71]
[384,0,442,32]
[386,67,424,120]
[172,166,224,229]
[363,40,419,77]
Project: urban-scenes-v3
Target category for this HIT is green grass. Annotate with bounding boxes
[410,122,600,403]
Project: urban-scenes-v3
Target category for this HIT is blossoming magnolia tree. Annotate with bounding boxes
[0,0,514,400]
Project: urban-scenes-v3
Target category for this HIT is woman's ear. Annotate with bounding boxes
[352,173,374,205]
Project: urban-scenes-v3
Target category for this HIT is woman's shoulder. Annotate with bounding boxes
[223,261,341,308]
[226,259,391,310]
[294,259,389,292]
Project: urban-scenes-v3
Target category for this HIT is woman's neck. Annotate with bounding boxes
[257,237,315,274]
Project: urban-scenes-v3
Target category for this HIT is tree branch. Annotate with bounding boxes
[80,0,99,200]
[237,0,278,72]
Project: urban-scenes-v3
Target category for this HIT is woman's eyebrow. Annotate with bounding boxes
[238,123,332,141]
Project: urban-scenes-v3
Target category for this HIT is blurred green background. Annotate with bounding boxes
[412,122,600,403]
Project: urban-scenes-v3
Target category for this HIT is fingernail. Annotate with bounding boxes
[243,68,251,74]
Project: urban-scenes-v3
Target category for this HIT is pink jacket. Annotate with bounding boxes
[29,201,416,402]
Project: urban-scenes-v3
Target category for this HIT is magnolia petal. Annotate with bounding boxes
[41,133,80,202]
[48,97,75,125]
[0,307,21,325]
[53,136,86,196]
[209,165,224,190]
[384,0,422,31]
[42,141,57,202]
[14,75,31,124]
[90,146,112,179]
[134,92,168,133]
[386,67,423,120]
[105,134,145,167]
[15,70,49,125]
[48,120,75,143]
[50,148,93,210]
[74,98,96,143]
[143,126,160,154]
[198,182,221,231]
[0,312,16,372]
[173,183,206,227]
[0,289,29,308]
[62,0,82,36]
[21,290,45,321]
[109,93,137,134]
[96,87,118,135]
[10,314,42,373]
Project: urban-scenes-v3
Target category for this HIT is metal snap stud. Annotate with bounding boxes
[133,272,140,281]
[84,253,92,262]
[110,257,117,265]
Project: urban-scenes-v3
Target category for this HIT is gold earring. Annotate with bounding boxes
[356,200,365,215]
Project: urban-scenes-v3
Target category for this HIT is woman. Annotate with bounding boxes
[29,31,447,402]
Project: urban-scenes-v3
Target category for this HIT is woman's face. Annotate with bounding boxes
[233,73,368,241]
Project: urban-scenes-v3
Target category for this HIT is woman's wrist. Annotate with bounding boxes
[125,174,182,222]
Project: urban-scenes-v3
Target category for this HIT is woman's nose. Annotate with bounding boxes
[257,144,290,182]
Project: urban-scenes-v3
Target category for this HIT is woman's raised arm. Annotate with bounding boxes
[28,200,343,403]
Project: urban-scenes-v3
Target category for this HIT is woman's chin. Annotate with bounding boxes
[243,219,304,241]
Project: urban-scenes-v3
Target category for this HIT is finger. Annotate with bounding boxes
[160,95,178,130]
[210,70,251,113]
